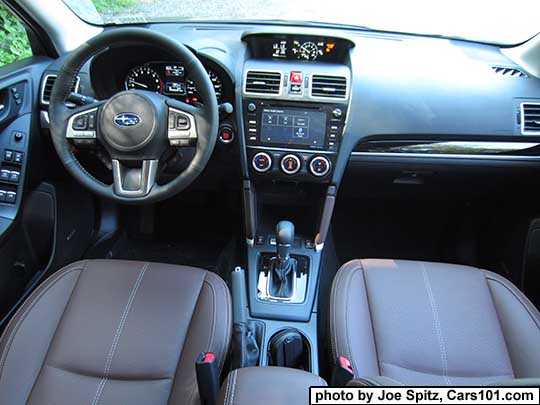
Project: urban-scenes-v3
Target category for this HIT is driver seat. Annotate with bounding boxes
[0,259,232,404]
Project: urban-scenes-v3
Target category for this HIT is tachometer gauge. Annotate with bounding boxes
[125,66,163,93]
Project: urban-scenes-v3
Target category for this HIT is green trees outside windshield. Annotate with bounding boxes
[0,3,32,67]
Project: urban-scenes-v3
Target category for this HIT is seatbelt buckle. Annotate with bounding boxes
[196,352,219,405]
[331,356,354,386]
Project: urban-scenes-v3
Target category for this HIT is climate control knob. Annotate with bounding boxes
[252,152,272,173]
[280,154,301,175]
[309,156,331,177]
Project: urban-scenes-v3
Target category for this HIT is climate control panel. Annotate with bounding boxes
[249,148,333,182]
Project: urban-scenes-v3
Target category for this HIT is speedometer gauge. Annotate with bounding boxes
[125,66,163,93]
[185,69,223,104]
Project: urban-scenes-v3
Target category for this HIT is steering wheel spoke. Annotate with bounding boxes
[112,159,158,197]
[65,101,107,143]
[167,105,198,147]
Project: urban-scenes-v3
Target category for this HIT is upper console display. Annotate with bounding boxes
[243,33,354,63]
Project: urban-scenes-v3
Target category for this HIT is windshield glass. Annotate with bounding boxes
[62,0,540,45]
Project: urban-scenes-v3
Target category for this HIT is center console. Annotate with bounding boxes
[235,32,354,375]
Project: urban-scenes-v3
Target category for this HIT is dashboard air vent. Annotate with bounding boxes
[522,103,540,134]
[245,71,282,95]
[491,65,527,78]
[311,75,347,99]
[41,74,80,104]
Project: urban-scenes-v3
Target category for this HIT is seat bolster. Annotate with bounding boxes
[329,259,379,377]
[484,270,540,378]
[169,270,232,405]
[0,261,85,404]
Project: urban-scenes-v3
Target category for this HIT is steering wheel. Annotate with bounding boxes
[49,28,219,204]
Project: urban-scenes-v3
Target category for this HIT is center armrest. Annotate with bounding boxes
[219,367,327,405]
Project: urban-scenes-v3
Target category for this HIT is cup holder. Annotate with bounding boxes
[267,328,311,371]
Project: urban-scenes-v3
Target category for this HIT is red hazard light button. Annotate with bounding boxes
[290,71,303,83]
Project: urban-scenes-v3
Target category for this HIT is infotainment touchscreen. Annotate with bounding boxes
[260,108,327,148]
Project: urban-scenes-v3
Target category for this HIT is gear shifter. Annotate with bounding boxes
[270,221,297,298]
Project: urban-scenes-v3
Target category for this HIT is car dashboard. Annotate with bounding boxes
[37,22,540,191]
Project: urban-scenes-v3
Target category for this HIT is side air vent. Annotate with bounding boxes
[491,65,528,78]
[41,74,80,105]
[244,71,282,95]
[311,75,348,99]
[522,103,540,134]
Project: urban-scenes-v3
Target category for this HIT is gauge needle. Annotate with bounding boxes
[131,81,148,89]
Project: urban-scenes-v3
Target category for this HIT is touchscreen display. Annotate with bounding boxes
[260,108,326,148]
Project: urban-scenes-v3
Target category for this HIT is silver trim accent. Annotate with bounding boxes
[520,102,540,135]
[66,108,98,139]
[252,152,272,173]
[351,151,540,160]
[315,242,324,252]
[243,70,283,97]
[257,258,307,304]
[168,107,197,144]
[112,159,158,197]
[309,156,331,177]
[41,74,80,105]
[280,154,301,175]
[40,111,50,129]
[247,145,336,155]
[0,104,4,113]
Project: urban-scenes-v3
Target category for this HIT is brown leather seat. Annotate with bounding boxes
[330,259,540,386]
[0,259,232,404]
[218,367,327,405]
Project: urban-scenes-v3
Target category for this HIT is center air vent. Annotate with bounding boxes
[41,74,80,105]
[311,75,347,99]
[522,103,540,134]
[244,71,282,95]
[491,65,527,78]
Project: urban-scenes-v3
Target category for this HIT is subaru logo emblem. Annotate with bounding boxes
[114,113,141,127]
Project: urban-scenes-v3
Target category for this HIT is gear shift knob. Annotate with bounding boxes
[276,221,294,261]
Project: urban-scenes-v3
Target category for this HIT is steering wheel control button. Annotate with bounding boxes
[309,156,331,177]
[252,152,272,173]
[175,114,190,130]
[219,125,234,144]
[73,115,88,130]
[67,108,98,140]
[280,154,301,175]
[168,107,197,146]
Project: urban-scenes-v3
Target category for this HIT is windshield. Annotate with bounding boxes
[62,0,540,45]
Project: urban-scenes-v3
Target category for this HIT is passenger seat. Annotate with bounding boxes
[330,259,540,386]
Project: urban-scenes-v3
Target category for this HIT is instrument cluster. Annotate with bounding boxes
[124,61,223,105]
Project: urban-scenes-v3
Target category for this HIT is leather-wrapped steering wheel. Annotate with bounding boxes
[49,27,219,204]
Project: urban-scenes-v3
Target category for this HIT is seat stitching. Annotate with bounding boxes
[380,361,514,380]
[330,260,353,361]
[421,263,451,386]
[359,260,381,376]
[229,368,238,405]
[0,265,85,380]
[223,371,232,404]
[91,262,148,405]
[344,266,362,376]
